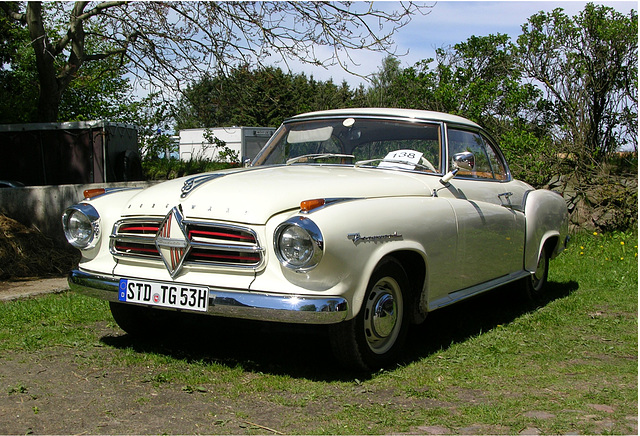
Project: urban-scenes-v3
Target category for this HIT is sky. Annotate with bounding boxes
[284,1,638,89]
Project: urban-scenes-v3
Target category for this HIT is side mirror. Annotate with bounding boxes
[440,151,475,185]
[452,151,475,171]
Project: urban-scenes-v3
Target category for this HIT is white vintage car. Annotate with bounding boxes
[63,108,569,370]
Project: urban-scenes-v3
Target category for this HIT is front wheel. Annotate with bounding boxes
[329,258,410,371]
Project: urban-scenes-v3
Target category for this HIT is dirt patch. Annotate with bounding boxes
[0,214,79,281]
[0,277,69,301]
[0,322,416,435]
[1,318,636,435]
[0,344,237,435]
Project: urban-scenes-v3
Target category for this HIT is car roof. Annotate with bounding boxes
[288,108,482,129]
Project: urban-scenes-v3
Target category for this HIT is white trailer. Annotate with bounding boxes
[179,127,275,163]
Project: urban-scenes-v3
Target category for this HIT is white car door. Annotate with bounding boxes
[440,128,526,290]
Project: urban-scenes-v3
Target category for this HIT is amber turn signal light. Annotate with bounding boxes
[300,198,325,212]
[83,188,106,199]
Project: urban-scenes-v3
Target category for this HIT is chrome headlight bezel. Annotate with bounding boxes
[62,203,101,249]
[274,216,323,272]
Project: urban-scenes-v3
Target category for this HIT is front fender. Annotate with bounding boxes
[269,196,457,319]
[524,189,569,272]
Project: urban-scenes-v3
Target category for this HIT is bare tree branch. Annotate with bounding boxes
[2,1,433,121]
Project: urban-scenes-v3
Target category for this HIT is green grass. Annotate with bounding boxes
[0,230,637,434]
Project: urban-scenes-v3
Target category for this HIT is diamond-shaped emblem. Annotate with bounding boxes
[156,206,190,278]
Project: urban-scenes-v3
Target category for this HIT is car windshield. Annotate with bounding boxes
[252,117,443,173]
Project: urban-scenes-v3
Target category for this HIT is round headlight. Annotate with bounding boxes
[62,204,100,249]
[274,217,323,271]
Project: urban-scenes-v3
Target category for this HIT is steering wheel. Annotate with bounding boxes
[420,156,437,173]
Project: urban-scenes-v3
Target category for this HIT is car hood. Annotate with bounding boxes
[123,165,436,224]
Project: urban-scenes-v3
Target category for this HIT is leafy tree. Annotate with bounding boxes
[365,40,550,185]
[0,2,38,123]
[517,3,638,160]
[1,4,137,124]
[0,1,430,122]
[175,66,364,129]
[373,35,540,130]
[135,93,178,160]
[176,66,298,129]
[57,51,136,122]
[365,56,405,107]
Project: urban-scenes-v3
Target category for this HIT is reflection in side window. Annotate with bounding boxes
[448,129,507,180]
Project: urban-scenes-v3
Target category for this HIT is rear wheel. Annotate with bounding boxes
[329,258,410,371]
[524,247,549,300]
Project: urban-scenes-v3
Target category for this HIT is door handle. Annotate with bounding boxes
[498,191,522,211]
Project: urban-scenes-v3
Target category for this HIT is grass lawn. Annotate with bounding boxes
[0,230,637,434]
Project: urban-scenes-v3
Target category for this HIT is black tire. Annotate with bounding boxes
[524,247,550,300]
[329,258,410,371]
[109,302,175,338]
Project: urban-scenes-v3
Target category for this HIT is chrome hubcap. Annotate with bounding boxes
[364,277,403,354]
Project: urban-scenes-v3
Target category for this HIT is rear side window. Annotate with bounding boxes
[447,129,508,180]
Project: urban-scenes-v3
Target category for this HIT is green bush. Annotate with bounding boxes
[499,128,559,188]
[142,158,239,180]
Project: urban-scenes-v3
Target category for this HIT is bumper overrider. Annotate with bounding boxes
[69,270,348,324]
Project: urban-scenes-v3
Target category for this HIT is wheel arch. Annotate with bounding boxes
[375,249,428,324]
[526,231,561,273]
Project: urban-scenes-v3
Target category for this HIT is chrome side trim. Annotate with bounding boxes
[69,270,348,325]
[85,187,143,200]
[428,270,530,311]
[300,197,360,214]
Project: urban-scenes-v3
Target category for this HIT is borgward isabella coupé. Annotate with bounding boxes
[63,108,569,370]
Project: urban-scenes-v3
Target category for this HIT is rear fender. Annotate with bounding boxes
[524,190,569,272]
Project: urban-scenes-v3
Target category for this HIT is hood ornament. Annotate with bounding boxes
[181,173,225,198]
[156,206,191,277]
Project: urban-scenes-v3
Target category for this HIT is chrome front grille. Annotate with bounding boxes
[110,218,263,269]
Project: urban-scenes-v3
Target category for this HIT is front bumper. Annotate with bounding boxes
[69,269,348,324]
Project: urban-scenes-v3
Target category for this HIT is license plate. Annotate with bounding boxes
[118,279,209,312]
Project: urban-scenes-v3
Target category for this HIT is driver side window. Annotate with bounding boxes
[448,128,507,180]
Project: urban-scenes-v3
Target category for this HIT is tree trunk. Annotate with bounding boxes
[26,2,62,122]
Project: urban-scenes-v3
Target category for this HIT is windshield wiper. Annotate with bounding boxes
[286,153,355,165]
